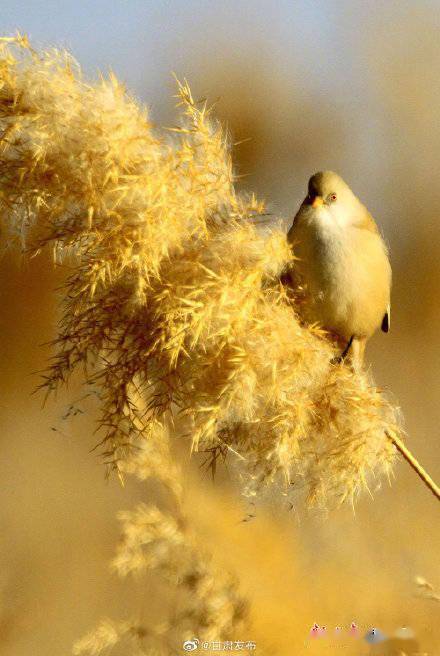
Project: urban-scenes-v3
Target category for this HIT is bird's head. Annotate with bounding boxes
[303,170,361,228]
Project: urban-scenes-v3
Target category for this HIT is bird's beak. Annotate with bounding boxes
[311,196,324,208]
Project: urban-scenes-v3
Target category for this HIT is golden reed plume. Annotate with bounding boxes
[2,33,437,655]
[0,35,401,506]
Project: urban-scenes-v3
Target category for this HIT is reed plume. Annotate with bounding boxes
[73,426,252,655]
[0,34,401,508]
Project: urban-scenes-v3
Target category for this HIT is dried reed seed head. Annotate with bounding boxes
[0,35,400,507]
[111,502,250,644]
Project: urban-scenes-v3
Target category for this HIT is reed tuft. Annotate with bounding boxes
[0,34,400,508]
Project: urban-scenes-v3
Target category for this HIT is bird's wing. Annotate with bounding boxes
[357,205,380,234]
[358,206,391,334]
[381,304,390,332]
[288,207,300,229]
[287,205,304,243]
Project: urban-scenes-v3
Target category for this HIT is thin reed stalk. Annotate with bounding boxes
[386,430,440,502]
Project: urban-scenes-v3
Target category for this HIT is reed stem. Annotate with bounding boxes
[386,430,440,502]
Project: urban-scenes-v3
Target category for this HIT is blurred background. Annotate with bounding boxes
[0,1,439,654]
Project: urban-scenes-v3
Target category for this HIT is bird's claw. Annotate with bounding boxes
[330,335,355,366]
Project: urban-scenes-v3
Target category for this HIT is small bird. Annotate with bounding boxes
[287,171,391,367]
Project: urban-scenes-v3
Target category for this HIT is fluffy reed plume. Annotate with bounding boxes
[74,427,251,655]
[73,619,152,656]
[0,34,400,507]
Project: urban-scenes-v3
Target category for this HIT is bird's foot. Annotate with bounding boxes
[330,335,354,366]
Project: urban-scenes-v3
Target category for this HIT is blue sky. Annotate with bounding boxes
[0,0,380,105]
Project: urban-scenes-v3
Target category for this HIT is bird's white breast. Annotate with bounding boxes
[290,208,391,339]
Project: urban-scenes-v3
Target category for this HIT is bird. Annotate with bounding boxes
[286,171,391,368]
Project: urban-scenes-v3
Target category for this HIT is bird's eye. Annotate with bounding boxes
[329,193,337,202]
